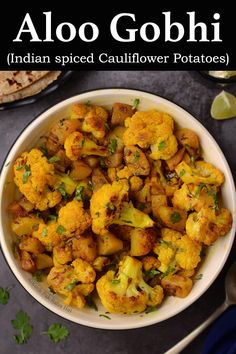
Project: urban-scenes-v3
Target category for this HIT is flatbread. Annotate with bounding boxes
[0,71,50,96]
[0,71,61,104]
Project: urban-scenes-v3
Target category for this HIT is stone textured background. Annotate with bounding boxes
[0,71,235,354]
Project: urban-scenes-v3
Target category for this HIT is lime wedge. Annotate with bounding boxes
[211,91,236,120]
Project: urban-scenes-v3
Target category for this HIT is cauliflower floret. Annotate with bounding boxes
[96,256,164,314]
[90,180,129,234]
[175,235,201,270]
[58,200,91,238]
[32,222,62,251]
[64,131,108,161]
[70,103,108,139]
[172,183,216,212]
[14,148,61,211]
[123,110,174,148]
[186,207,232,245]
[175,161,224,186]
[47,259,96,309]
[154,228,182,273]
[150,134,178,160]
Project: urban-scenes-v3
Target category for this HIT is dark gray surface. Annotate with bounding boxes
[0,71,236,354]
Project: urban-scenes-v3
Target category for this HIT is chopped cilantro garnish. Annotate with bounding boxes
[207,190,219,210]
[75,186,85,201]
[170,211,182,224]
[56,225,66,235]
[57,183,67,198]
[32,270,43,282]
[145,306,157,314]
[179,169,186,177]
[132,151,140,163]
[195,274,203,280]
[158,141,167,151]
[111,279,120,285]
[133,98,140,109]
[145,269,160,279]
[108,139,118,154]
[65,281,78,291]
[195,183,207,196]
[99,314,111,320]
[86,295,98,311]
[41,228,48,237]
[48,156,60,164]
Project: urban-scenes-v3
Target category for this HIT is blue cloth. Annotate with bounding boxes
[202,306,236,354]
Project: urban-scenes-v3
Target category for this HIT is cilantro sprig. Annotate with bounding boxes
[11,310,33,344]
[0,287,10,305]
[43,323,69,343]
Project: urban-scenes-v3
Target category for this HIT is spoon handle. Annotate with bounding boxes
[164,301,229,354]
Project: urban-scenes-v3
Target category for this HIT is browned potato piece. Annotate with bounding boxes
[72,234,97,262]
[124,146,150,176]
[105,152,123,168]
[92,168,109,192]
[158,206,187,232]
[142,256,161,272]
[83,156,99,169]
[53,243,73,265]
[35,254,54,269]
[70,160,92,180]
[130,176,143,192]
[161,274,193,297]
[151,195,168,219]
[8,201,27,218]
[97,232,123,255]
[110,224,133,241]
[20,250,36,273]
[46,119,81,155]
[176,129,199,150]
[111,103,135,126]
[18,197,34,213]
[19,237,45,254]
[166,147,185,171]
[11,215,43,237]
[130,228,156,256]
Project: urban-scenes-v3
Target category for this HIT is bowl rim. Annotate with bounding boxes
[0,88,235,330]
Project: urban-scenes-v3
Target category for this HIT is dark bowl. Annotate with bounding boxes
[199,71,236,85]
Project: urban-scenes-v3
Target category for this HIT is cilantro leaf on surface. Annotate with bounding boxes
[43,323,69,343]
[0,287,10,305]
[11,310,33,344]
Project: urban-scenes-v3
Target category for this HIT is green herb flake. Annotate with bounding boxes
[145,306,157,314]
[48,156,60,164]
[39,144,49,157]
[85,100,92,106]
[170,211,182,224]
[160,264,176,279]
[0,287,10,305]
[11,310,33,344]
[99,314,111,320]
[111,279,120,285]
[106,203,116,212]
[159,240,173,248]
[145,269,160,279]
[105,122,110,132]
[179,169,186,177]
[195,273,203,280]
[5,161,11,167]
[75,185,84,201]
[195,183,207,196]
[32,270,43,282]
[158,141,167,151]
[207,190,219,210]
[108,139,118,154]
[57,183,67,198]
[65,280,78,291]
[120,220,133,224]
[48,214,57,221]
[56,225,66,235]
[43,323,69,343]
[99,157,107,169]
[132,151,140,164]
[16,165,25,170]
[41,228,48,237]
[86,295,98,311]
[133,98,140,110]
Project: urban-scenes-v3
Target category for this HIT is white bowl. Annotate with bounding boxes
[0,89,235,329]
